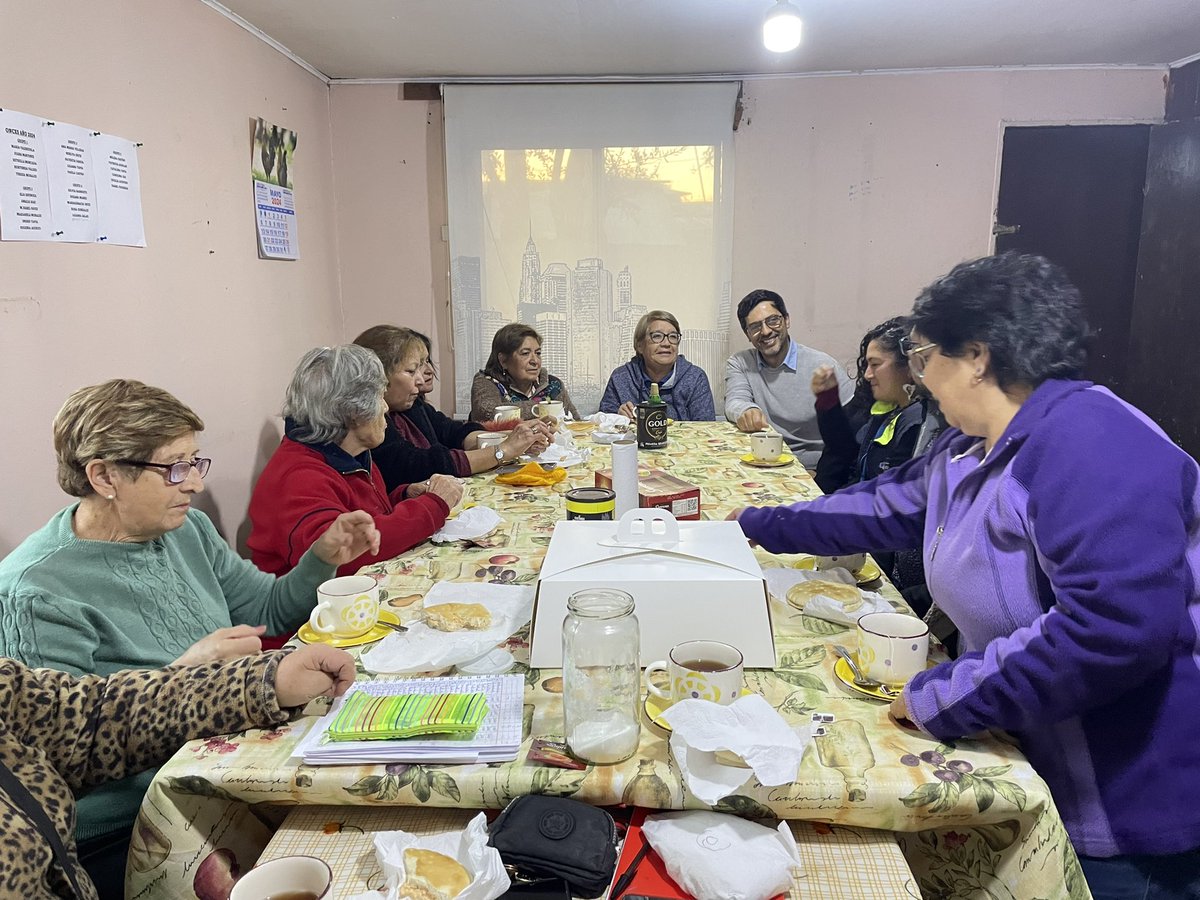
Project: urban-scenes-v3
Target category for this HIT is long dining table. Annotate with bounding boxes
[126,421,1089,900]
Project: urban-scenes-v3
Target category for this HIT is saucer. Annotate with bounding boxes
[297,609,402,648]
[740,453,796,468]
[643,692,672,732]
[832,655,901,701]
[794,556,884,585]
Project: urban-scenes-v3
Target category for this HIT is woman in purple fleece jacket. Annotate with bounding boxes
[599,310,715,421]
[732,252,1200,899]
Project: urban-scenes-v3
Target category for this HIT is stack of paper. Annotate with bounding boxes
[296,674,525,765]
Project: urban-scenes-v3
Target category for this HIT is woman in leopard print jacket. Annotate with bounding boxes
[0,644,354,899]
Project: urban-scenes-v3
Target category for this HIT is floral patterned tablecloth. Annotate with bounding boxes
[128,422,1089,900]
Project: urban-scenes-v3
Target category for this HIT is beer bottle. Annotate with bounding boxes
[636,382,669,450]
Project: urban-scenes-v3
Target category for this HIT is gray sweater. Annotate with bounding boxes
[723,340,854,467]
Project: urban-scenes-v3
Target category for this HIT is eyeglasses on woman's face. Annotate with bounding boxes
[900,335,939,379]
[117,457,211,484]
[745,314,785,338]
[647,331,681,345]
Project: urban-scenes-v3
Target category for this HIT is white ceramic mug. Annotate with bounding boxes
[750,430,784,462]
[476,432,505,450]
[532,400,564,420]
[229,855,332,900]
[814,552,868,573]
[856,611,929,686]
[308,575,380,639]
[493,405,521,423]
[644,640,744,706]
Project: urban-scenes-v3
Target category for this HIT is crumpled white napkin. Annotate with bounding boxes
[588,411,630,431]
[359,582,534,674]
[345,812,510,900]
[661,694,809,805]
[763,567,892,626]
[431,505,503,543]
[641,811,802,900]
[529,440,591,467]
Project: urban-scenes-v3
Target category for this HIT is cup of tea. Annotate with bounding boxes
[750,430,784,462]
[476,432,505,451]
[856,612,929,686]
[644,640,744,706]
[532,400,564,421]
[308,575,380,639]
[229,855,332,900]
[493,405,521,423]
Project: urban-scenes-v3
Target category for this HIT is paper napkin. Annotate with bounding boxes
[763,567,892,626]
[431,505,503,543]
[359,582,535,674]
[345,812,510,900]
[661,694,809,805]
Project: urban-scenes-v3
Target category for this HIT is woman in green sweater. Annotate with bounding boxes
[0,379,380,898]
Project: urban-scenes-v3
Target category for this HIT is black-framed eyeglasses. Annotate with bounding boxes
[117,457,211,484]
[745,314,785,338]
[899,336,939,378]
[648,331,681,345]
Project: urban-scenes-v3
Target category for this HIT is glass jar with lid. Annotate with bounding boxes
[562,588,641,764]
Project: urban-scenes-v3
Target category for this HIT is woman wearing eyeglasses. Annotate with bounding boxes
[0,378,380,895]
[731,252,1200,896]
[600,310,715,421]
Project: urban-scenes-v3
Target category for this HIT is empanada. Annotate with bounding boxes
[424,602,492,632]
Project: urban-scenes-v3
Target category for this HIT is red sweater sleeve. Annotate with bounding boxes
[248,442,450,576]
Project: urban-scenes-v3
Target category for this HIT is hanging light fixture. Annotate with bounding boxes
[762,0,803,53]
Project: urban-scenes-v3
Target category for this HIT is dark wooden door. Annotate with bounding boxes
[1125,120,1200,460]
[994,125,1151,392]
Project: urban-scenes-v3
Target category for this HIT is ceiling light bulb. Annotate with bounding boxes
[762,0,803,53]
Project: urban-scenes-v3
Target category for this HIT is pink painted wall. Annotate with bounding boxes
[0,0,342,552]
[329,84,455,411]
[728,68,1167,364]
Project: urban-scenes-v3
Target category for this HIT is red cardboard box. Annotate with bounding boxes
[594,467,701,520]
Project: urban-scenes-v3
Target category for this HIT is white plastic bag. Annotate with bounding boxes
[641,811,801,900]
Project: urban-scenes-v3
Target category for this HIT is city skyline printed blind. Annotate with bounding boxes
[443,83,739,417]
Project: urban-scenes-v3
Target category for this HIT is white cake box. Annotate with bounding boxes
[529,509,776,668]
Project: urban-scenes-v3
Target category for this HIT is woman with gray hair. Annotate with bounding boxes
[0,378,379,895]
[248,344,463,579]
[599,310,715,421]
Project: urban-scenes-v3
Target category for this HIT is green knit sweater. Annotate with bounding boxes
[0,504,334,841]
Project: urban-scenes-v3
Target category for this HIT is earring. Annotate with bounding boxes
[106,494,115,500]
[903,383,916,401]
[973,372,984,385]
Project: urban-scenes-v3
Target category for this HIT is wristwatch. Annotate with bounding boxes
[494,446,506,465]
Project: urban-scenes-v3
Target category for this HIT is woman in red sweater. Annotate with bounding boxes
[248,345,463,578]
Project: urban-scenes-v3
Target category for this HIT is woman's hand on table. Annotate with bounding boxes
[888,693,914,728]
[173,624,266,666]
[504,420,550,459]
[311,510,381,566]
[421,473,464,509]
[274,644,356,707]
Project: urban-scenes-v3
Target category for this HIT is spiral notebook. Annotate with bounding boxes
[295,674,525,765]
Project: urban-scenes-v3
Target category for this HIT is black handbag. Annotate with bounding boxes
[488,796,619,898]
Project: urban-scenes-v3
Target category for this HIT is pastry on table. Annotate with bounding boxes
[424,602,493,631]
[786,579,864,612]
[401,848,471,900]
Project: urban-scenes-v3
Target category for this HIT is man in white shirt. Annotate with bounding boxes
[724,289,854,467]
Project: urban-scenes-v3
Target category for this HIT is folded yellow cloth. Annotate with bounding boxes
[495,462,567,486]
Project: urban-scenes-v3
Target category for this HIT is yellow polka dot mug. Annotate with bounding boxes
[309,575,381,639]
